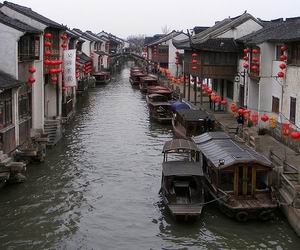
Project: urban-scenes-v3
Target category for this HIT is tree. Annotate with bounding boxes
[127,34,145,54]
[161,25,171,34]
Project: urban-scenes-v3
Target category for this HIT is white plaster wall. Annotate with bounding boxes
[283,66,300,127]
[247,79,259,110]
[168,33,188,77]
[44,83,56,117]
[218,19,263,40]
[32,61,44,130]
[82,39,91,56]
[0,23,23,77]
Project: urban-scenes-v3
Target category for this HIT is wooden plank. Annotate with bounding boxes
[234,167,239,197]
[243,166,248,196]
[252,166,256,195]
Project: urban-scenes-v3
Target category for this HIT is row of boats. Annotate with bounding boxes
[129,66,278,223]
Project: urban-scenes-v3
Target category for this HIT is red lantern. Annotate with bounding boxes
[44,42,52,47]
[243,56,249,61]
[207,88,213,94]
[282,122,290,136]
[192,59,198,64]
[252,49,259,54]
[44,60,52,65]
[251,112,258,125]
[175,59,179,65]
[243,63,249,69]
[192,53,198,57]
[279,63,286,70]
[61,44,67,49]
[28,77,36,84]
[61,34,68,40]
[44,33,52,39]
[44,50,52,57]
[252,57,259,63]
[261,114,269,122]
[291,131,300,139]
[280,55,287,61]
[221,99,227,105]
[280,45,288,52]
[251,65,259,72]
[277,71,285,78]
[192,66,198,71]
[238,108,244,115]
[243,48,250,54]
[51,76,58,83]
[28,67,36,74]
[230,103,237,112]
[214,95,222,103]
[76,72,80,78]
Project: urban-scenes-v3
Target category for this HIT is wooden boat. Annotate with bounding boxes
[172,109,215,139]
[194,132,278,222]
[146,94,173,124]
[129,72,146,87]
[147,86,173,100]
[139,75,159,93]
[161,139,204,221]
[93,71,111,85]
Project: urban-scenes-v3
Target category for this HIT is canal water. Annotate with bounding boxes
[0,64,300,250]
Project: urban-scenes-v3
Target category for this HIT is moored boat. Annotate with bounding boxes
[161,139,204,221]
[93,71,111,85]
[139,75,159,93]
[130,71,146,87]
[172,109,215,139]
[194,132,278,222]
[146,94,173,124]
[147,86,173,100]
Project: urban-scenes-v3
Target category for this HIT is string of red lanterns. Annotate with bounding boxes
[277,45,288,78]
[191,52,198,72]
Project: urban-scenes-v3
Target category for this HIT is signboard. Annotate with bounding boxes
[63,49,76,87]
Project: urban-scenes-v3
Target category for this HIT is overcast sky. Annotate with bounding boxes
[7,0,300,39]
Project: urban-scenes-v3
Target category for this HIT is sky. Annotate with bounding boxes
[4,0,300,39]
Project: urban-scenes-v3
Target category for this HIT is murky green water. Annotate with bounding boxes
[0,65,299,250]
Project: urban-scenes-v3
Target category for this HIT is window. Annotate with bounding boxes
[290,97,296,124]
[272,96,280,113]
[18,34,40,61]
[256,171,268,190]
[275,45,284,61]
[226,81,234,100]
[220,172,234,191]
[289,42,300,65]
[0,90,12,129]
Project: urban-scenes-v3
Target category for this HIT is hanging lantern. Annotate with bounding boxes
[279,63,286,70]
[175,59,179,65]
[277,71,285,78]
[61,43,67,49]
[280,45,288,52]
[221,99,227,105]
[238,108,244,115]
[243,63,249,69]
[44,50,52,57]
[252,49,260,54]
[210,93,216,101]
[44,33,52,39]
[44,41,52,47]
[230,103,237,112]
[51,76,58,83]
[192,53,198,57]
[269,117,277,128]
[243,56,249,61]
[214,95,222,103]
[282,122,290,136]
[251,112,258,125]
[251,65,259,72]
[207,88,213,94]
[252,57,259,63]
[76,72,80,78]
[290,131,300,139]
[192,66,198,71]
[280,55,287,61]
[243,109,250,119]
[44,60,52,65]
[28,77,36,84]
[192,59,198,64]
[28,67,36,74]
[243,48,250,54]
[61,34,68,40]
[261,114,269,122]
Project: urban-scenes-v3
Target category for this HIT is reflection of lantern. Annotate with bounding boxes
[261,114,269,122]
[269,117,277,128]
[282,122,290,136]
[291,131,300,139]
[230,103,237,112]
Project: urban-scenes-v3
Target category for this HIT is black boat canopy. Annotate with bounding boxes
[163,139,199,153]
[195,132,272,169]
[162,162,203,176]
[176,109,215,122]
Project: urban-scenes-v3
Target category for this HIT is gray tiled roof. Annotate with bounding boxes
[238,18,300,45]
[147,31,183,46]
[195,132,272,169]
[0,10,41,33]
[0,70,24,90]
[3,1,65,30]
[192,38,241,52]
[72,28,93,42]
